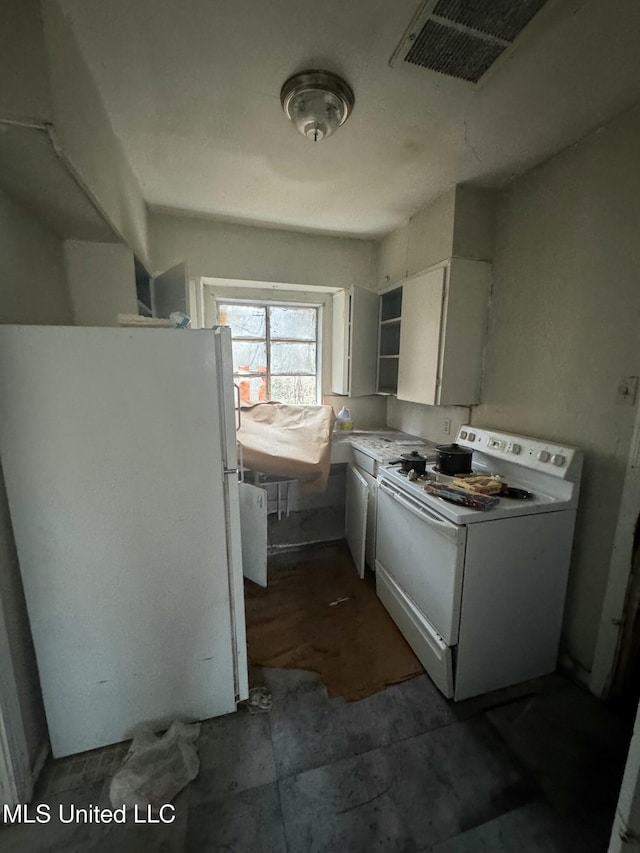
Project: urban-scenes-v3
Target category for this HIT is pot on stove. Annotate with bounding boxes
[399,451,428,474]
[435,443,473,476]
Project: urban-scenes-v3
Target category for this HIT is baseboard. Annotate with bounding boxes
[25,739,50,803]
[558,652,591,690]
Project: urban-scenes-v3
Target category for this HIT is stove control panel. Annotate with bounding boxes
[455,426,582,479]
[487,437,506,451]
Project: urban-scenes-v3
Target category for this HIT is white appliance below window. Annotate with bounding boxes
[375,426,583,701]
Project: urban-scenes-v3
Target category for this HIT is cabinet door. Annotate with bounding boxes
[331,289,349,394]
[360,468,378,569]
[238,482,267,587]
[350,287,379,397]
[345,463,368,579]
[397,267,446,406]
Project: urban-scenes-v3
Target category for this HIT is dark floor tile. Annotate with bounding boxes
[265,668,352,776]
[264,667,458,779]
[451,674,568,721]
[279,717,533,852]
[279,746,415,853]
[486,682,630,844]
[36,739,132,798]
[397,717,534,842]
[89,784,189,853]
[428,802,575,853]
[0,782,104,853]
[189,709,276,805]
[186,782,286,852]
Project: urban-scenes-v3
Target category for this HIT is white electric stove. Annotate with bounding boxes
[380,427,581,525]
[375,425,583,701]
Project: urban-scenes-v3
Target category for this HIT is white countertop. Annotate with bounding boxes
[331,429,437,464]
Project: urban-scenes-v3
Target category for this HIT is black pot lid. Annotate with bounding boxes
[400,450,427,461]
[436,443,473,454]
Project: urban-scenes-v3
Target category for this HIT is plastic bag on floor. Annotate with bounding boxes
[109,721,200,810]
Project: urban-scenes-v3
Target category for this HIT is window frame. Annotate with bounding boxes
[216,298,323,405]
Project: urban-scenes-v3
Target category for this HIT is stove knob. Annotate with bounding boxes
[510,443,521,455]
[459,430,468,439]
[468,432,476,441]
[551,454,566,467]
[537,450,550,463]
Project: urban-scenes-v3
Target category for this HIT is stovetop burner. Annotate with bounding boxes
[397,469,431,482]
[501,486,534,500]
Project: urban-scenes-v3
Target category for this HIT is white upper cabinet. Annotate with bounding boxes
[397,259,491,407]
[331,286,379,396]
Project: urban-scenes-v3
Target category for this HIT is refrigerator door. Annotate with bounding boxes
[0,326,245,757]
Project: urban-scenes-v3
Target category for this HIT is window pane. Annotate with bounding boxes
[219,304,266,338]
[271,342,316,375]
[269,307,316,341]
[271,376,317,405]
[235,375,267,405]
[232,341,267,374]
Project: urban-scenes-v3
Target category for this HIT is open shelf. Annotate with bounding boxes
[377,285,402,394]
[379,322,401,357]
[377,358,399,394]
[380,287,403,322]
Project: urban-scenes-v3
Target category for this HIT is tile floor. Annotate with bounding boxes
[0,665,630,852]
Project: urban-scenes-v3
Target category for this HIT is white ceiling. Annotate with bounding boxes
[59,0,640,238]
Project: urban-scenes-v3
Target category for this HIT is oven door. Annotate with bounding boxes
[375,479,466,645]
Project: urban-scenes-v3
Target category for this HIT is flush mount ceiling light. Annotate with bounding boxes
[280,70,354,142]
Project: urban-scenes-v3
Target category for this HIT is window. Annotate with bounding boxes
[218,302,319,405]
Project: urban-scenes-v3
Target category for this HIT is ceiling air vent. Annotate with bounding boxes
[391,0,550,84]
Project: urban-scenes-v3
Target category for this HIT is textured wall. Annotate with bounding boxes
[149,211,377,290]
[473,104,640,672]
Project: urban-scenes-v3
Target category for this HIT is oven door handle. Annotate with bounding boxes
[378,480,461,540]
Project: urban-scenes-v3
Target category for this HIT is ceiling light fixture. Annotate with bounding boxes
[280,70,354,142]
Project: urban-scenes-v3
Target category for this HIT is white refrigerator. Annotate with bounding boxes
[0,325,248,758]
